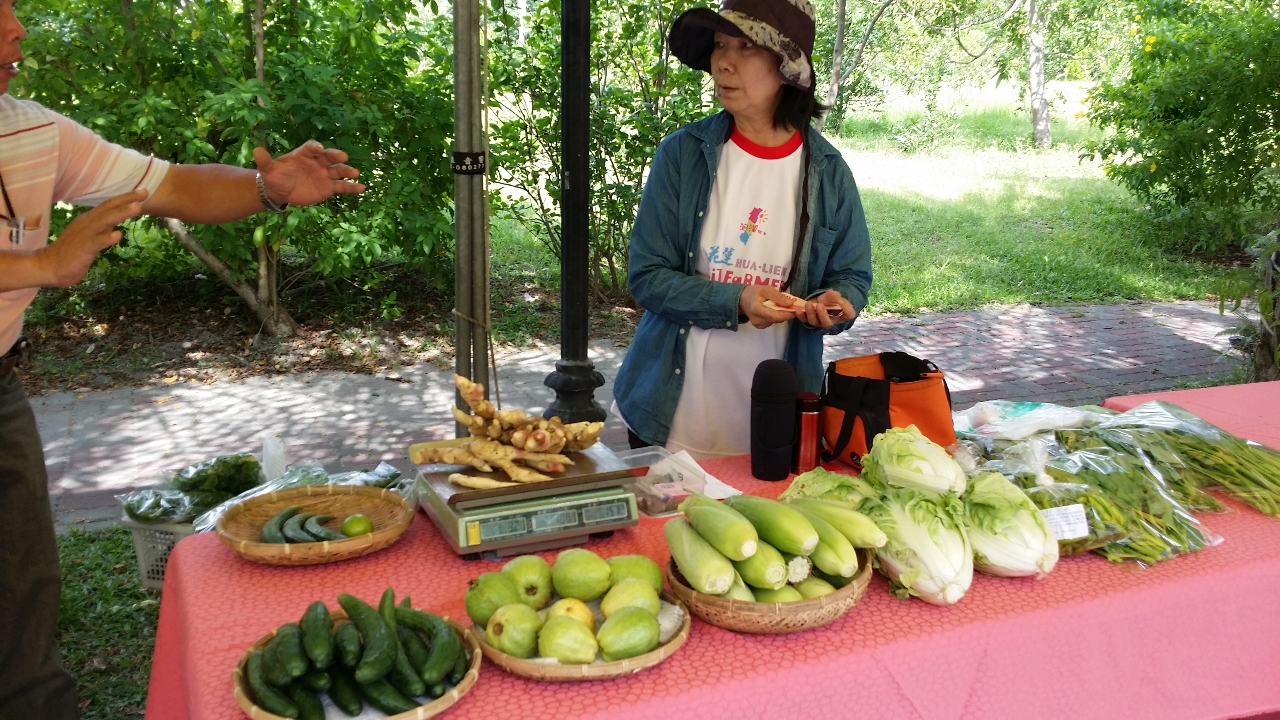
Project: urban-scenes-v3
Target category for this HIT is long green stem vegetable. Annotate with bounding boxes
[678,493,759,561]
[721,495,819,556]
[665,518,735,594]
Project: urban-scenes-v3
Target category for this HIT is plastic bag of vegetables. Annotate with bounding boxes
[859,486,973,605]
[862,425,968,495]
[118,488,232,524]
[170,453,263,495]
[1022,482,1127,556]
[961,472,1058,578]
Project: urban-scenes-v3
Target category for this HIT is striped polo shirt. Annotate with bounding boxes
[0,94,170,355]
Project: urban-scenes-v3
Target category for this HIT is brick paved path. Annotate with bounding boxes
[32,300,1238,532]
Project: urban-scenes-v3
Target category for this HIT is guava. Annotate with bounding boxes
[484,603,543,659]
[599,577,661,618]
[596,606,660,662]
[502,554,552,610]
[606,554,664,594]
[537,615,599,664]
[551,548,611,602]
[465,571,522,627]
[545,597,596,631]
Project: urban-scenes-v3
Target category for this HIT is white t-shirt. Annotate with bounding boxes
[665,127,803,460]
[0,95,170,354]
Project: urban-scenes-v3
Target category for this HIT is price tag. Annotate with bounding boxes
[1038,504,1089,541]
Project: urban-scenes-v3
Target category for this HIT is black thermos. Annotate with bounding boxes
[750,359,799,480]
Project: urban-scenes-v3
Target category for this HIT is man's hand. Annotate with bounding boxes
[798,289,856,329]
[739,285,797,329]
[38,189,146,287]
[255,141,366,208]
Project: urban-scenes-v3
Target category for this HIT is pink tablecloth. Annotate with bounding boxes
[1101,380,1280,449]
[146,445,1280,720]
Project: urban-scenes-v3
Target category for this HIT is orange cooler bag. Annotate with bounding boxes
[821,352,957,468]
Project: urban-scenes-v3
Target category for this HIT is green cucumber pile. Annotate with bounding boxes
[259,507,372,543]
[245,589,468,719]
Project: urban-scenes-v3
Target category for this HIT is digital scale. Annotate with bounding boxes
[414,442,640,560]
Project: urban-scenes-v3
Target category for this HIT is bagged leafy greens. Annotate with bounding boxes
[169,453,263,494]
[1045,449,1218,565]
[962,472,1058,578]
[1022,482,1127,556]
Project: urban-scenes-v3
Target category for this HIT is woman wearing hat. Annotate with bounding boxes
[611,0,873,460]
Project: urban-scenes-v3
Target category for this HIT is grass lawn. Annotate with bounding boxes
[830,107,1232,314]
[57,528,158,719]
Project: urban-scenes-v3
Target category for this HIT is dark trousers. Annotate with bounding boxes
[0,371,78,720]
[627,429,652,450]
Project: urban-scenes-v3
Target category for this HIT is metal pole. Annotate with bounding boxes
[543,0,605,423]
[454,0,490,436]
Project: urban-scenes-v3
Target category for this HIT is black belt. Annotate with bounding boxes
[1,336,31,375]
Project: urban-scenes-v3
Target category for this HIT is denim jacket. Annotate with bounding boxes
[613,111,873,446]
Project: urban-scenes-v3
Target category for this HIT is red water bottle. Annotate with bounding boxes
[792,392,821,474]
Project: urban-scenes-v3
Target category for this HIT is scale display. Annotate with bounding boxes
[419,477,640,558]
[464,497,634,547]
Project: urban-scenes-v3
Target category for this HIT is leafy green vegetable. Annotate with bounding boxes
[962,472,1058,578]
[170,454,262,495]
[779,467,878,505]
[858,486,972,605]
[862,425,967,495]
[1023,482,1127,556]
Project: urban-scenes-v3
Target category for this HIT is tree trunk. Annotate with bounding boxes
[161,218,299,337]
[815,0,895,132]
[816,0,847,133]
[1256,250,1280,382]
[1027,0,1051,148]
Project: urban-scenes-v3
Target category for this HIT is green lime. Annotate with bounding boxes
[340,513,374,537]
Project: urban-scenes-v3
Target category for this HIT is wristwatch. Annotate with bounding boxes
[255,172,289,214]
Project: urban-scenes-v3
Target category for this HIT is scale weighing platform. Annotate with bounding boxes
[414,442,640,560]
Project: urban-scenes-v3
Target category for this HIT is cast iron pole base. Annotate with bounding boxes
[543,359,607,423]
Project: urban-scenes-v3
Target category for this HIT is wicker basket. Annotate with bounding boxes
[476,592,691,682]
[216,485,414,566]
[232,609,480,720]
[665,549,873,634]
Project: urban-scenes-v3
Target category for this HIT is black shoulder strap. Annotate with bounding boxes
[879,351,939,382]
[820,362,891,465]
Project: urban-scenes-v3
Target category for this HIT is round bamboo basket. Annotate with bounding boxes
[476,592,691,682]
[232,609,480,720]
[216,485,413,566]
[665,549,873,634]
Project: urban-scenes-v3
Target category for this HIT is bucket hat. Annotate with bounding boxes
[668,0,817,90]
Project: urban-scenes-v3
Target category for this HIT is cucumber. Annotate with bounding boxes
[274,623,309,678]
[337,593,396,683]
[448,645,467,685]
[398,627,430,673]
[260,506,300,544]
[283,513,319,543]
[327,666,364,716]
[378,588,400,653]
[388,645,427,700]
[399,595,412,609]
[284,684,325,720]
[260,634,294,687]
[357,677,418,714]
[246,650,299,718]
[394,607,460,685]
[334,620,362,669]
[303,514,346,541]
[297,667,330,693]
[299,601,334,670]
[427,681,446,698]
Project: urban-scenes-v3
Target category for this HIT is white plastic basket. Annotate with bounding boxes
[121,517,195,591]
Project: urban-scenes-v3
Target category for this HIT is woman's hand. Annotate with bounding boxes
[739,285,797,329]
[799,289,856,329]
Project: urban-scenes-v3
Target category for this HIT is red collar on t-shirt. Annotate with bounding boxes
[729,126,802,159]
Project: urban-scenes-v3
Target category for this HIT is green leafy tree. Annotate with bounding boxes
[488,0,707,304]
[1085,0,1279,379]
[14,0,456,335]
